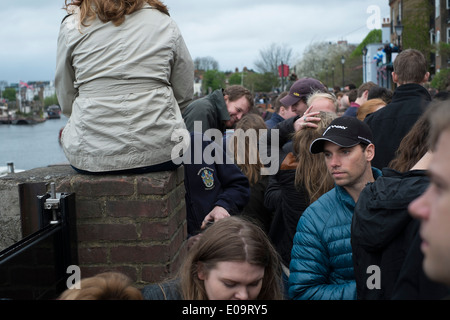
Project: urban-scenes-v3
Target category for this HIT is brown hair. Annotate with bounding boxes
[229,113,267,186]
[388,100,447,172]
[64,0,169,26]
[178,216,282,300]
[273,91,289,113]
[357,81,377,98]
[293,111,337,203]
[393,49,428,84]
[58,272,143,300]
[356,98,386,121]
[223,85,254,110]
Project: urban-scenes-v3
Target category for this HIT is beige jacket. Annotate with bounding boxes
[55,4,194,172]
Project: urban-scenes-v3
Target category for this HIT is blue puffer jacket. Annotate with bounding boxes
[288,168,382,300]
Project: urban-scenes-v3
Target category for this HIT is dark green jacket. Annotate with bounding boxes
[182,89,230,133]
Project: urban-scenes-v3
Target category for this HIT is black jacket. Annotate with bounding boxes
[391,231,450,300]
[240,175,273,234]
[351,168,428,300]
[364,84,431,170]
[264,148,309,267]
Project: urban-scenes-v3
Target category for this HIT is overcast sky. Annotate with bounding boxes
[0,0,390,84]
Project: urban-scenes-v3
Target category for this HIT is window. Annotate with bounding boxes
[447,27,450,43]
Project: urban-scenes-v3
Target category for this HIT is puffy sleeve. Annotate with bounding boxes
[288,206,356,300]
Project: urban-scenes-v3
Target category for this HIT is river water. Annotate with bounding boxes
[0,116,69,172]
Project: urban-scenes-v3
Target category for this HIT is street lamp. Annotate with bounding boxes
[332,66,335,88]
[395,23,403,50]
[341,55,346,89]
[362,46,368,83]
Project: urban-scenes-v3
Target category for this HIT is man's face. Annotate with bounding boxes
[224,95,250,128]
[280,105,297,119]
[291,98,308,116]
[323,142,373,188]
[409,130,450,286]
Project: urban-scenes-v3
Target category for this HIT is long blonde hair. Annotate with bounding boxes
[293,111,337,203]
[64,0,169,26]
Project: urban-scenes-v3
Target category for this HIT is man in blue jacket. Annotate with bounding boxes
[288,116,382,300]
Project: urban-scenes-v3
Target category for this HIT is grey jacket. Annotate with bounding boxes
[55,4,194,172]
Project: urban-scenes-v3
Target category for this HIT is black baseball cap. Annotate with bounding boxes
[310,116,373,154]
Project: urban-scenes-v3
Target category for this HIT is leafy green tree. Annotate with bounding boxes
[3,88,16,102]
[431,68,450,91]
[202,70,226,92]
[44,94,59,107]
[350,29,382,59]
[228,72,242,86]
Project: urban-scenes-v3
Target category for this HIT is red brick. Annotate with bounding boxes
[76,200,104,219]
[141,220,170,240]
[78,247,108,264]
[77,223,137,242]
[71,176,135,197]
[137,171,176,195]
[106,199,168,218]
[110,245,169,264]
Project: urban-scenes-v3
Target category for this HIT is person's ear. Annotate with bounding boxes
[197,262,207,280]
[365,144,375,162]
[422,72,430,83]
[391,72,399,84]
[363,90,369,99]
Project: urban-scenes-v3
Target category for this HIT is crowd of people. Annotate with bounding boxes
[55,0,450,301]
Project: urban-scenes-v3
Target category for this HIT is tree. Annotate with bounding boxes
[295,41,358,88]
[3,88,16,102]
[254,43,292,75]
[228,72,242,86]
[202,70,226,93]
[44,94,59,107]
[194,56,219,71]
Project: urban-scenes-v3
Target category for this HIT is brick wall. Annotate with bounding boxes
[0,165,187,288]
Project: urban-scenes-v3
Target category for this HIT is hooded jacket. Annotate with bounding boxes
[289,168,382,300]
[352,168,430,299]
[56,4,194,172]
[182,89,230,134]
